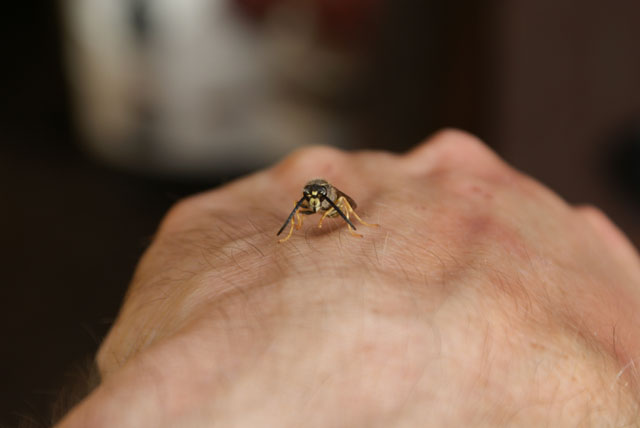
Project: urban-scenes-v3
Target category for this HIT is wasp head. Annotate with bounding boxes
[303,181,328,212]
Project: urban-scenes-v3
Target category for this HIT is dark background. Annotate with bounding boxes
[2,1,639,426]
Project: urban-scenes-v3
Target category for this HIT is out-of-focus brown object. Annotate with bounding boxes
[493,0,640,247]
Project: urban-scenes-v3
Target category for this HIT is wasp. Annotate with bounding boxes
[277,179,378,243]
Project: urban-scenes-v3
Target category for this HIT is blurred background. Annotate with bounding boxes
[1,0,639,426]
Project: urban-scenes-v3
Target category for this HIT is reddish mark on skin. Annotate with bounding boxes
[470,185,494,200]
[529,342,546,351]
[464,215,529,261]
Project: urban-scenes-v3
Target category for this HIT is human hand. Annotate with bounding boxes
[58,130,640,427]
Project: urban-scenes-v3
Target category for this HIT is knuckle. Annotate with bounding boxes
[425,129,496,169]
[406,128,509,179]
[575,204,606,221]
[575,205,621,237]
[429,128,486,148]
[272,145,347,181]
[157,195,202,234]
[284,145,345,165]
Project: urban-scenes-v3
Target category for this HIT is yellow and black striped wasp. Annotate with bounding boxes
[277,179,378,243]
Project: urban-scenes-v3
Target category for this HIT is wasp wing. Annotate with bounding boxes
[334,187,357,210]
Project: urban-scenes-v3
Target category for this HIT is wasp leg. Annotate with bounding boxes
[344,210,363,238]
[317,199,363,237]
[337,196,379,228]
[317,209,333,229]
[279,201,302,243]
[335,198,363,238]
[278,222,295,243]
[278,219,296,243]
[295,210,304,230]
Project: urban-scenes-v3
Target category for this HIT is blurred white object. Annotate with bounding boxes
[63,0,358,176]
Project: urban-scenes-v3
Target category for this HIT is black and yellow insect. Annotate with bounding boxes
[277,179,378,243]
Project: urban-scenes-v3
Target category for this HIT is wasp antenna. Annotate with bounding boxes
[277,196,307,236]
[323,196,357,231]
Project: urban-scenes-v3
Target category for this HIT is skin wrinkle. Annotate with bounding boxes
[383,321,441,426]
[462,211,632,394]
[488,332,599,425]
[486,265,534,319]
[566,274,639,372]
[488,271,630,422]
[100,231,287,375]
[208,278,404,424]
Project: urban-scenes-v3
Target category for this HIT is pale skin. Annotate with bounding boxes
[57,130,640,427]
